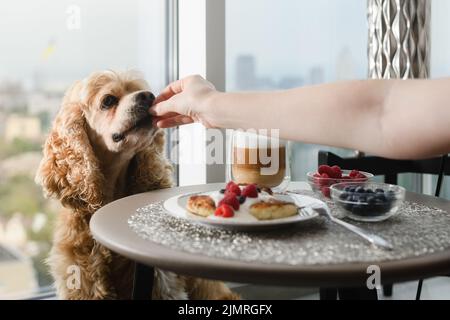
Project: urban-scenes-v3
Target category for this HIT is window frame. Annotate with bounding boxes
[165,0,180,186]
[177,0,227,186]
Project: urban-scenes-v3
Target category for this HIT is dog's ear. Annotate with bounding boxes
[127,129,173,194]
[36,86,105,215]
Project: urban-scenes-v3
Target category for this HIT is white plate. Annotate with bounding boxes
[163,191,325,231]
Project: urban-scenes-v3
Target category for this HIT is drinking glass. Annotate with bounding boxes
[226,130,291,192]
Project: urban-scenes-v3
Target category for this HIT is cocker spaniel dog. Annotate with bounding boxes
[36,70,238,300]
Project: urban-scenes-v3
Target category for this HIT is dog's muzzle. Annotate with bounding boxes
[112,91,155,143]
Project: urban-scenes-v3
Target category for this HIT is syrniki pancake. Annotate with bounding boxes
[249,198,298,220]
[187,195,216,217]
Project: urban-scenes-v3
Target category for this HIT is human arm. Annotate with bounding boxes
[151,75,450,159]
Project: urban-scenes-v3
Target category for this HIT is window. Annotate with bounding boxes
[0,0,170,298]
[428,0,450,199]
[226,0,448,197]
[226,0,367,182]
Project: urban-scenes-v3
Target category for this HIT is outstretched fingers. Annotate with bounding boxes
[155,115,194,128]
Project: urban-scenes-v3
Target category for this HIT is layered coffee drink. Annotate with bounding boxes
[230,131,288,188]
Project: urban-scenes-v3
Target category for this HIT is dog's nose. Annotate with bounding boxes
[135,91,155,107]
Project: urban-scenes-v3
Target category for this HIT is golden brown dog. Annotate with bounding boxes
[36,70,238,300]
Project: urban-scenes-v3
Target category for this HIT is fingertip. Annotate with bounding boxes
[181,116,193,124]
[153,96,164,106]
[150,102,164,116]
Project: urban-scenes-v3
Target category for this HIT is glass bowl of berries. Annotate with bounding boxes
[307,165,374,199]
[330,182,405,222]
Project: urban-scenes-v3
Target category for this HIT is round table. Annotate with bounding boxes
[90,182,450,298]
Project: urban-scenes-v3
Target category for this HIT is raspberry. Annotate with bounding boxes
[355,173,367,180]
[319,165,340,178]
[242,184,258,198]
[318,165,333,175]
[321,186,331,198]
[220,204,235,218]
[313,173,321,183]
[225,181,241,196]
[331,165,342,178]
[318,173,330,186]
[218,194,240,210]
[224,190,238,198]
[215,204,235,218]
[349,170,360,178]
[214,206,223,217]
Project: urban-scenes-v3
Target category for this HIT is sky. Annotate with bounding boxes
[226,0,368,84]
[0,0,450,92]
[0,0,166,90]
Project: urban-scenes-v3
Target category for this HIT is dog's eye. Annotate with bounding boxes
[101,95,118,110]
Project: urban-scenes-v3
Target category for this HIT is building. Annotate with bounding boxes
[27,91,61,118]
[4,115,42,142]
[0,81,27,112]
[278,76,304,89]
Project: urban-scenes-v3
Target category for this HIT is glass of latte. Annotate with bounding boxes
[227,130,291,192]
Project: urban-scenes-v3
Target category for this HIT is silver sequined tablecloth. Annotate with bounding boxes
[128,190,450,266]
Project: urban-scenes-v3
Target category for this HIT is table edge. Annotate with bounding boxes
[90,183,450,287]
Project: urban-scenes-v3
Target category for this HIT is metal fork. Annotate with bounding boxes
[310,204,393,251]
[278,190,393,250]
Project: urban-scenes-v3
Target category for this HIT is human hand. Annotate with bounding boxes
[151,75,218,128]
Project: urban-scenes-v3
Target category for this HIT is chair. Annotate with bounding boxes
[318,151,449,300]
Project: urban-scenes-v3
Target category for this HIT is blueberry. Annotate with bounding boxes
[219,189,226,194]
[256,188,261,193]
[339,192,350,200]
[238,196,246,204]
[352,205,365,215]
[345,186,395,217]
[348,187,356,193]
[355,187,365,193]
[381,203,392,213]
[367,196,376,205]
[358,196,367,203]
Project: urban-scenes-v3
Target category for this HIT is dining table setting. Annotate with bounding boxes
[88,122,450,300]
[90,160,450,299]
